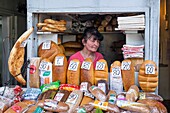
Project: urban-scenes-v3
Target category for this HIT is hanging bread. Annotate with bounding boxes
[94,59,108,85]
[38,40,63,62]
[67,59,81,85]
[8,27,34,85]
[121,59,135,91]
[80,58,94,84]
[138,60,158,92]
[52,53,67,84]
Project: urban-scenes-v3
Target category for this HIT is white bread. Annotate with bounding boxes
[80,58,94,84]
[121,59,135,91]
[67,59,81,85]
[94,59,108,85]
[52,53,67,84]
[138,60,158,92]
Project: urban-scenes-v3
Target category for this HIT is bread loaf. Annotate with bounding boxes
[94,59,108,85]
[138,60,158,92]
[139,92,163,102]
[116,100,150,113]
[126,85,139,102]
[67,59,81,85]
[65,90,83,113]
[52,53,67,83]
[8,27,34,85]
[38,40,62,62]
[110,61,123,93]
[63,41,83,48]
[38,99,69,112]
[137,99,167,113]
[80,58,94,84]
[54,90,70,102]
[121,59,135,91]
[29,57,41,88]
[106,90,117,104]
[89,85,107,102]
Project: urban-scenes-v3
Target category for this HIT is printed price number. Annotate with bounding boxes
[68,61,79,71]
[121,62,131,70]
[95,62,105,70]
[42,41,51,50]
[145,64,155,74]
[55,56,64,66]
[112,67,121,77]
[20,41,27,47]
[81,61,91,70]
[39,61,48,71]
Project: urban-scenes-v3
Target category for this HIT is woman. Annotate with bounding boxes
[68,27,104,67]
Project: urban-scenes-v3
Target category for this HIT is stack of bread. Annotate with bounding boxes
[63,41,83,56]
[37,19,67,32]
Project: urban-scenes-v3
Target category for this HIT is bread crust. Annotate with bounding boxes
[8,27,34,85]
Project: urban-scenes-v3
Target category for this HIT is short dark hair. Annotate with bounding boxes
[82,27,103,42]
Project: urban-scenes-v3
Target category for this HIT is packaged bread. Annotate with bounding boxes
[80,82,94,105]
[116,100,150,113]
[74,104,94,113]
[138,60,158,92]
[106,90,117,104]
[126,85,139,102]
[38,40,62,62]
[67,59,81,85]
[53,90,70,102]
[80,58,94,84]
[121,59,135,91]
[89,100,120,113]
[38,90,57,100]
[97,80,109,94]
[137,99,167,113]
[89,85,107,102]
[52,53,67,83]
[139,92,163,102]
[94,59,109,85]
[39,59,53,85]
[29,57,41,88]
[38,99,69,112]
[65,90,83,113]
[110,61,123,94]
[4,102,30,113]
[0,96,13,112]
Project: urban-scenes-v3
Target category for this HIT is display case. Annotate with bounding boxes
[27,0,160,93]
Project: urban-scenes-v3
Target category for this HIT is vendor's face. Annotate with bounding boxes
[83,35,100,52]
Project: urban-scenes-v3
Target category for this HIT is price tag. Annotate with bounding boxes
[20,41,27,47]
[55,56,64,66]
[39,61,48,71]
[81,61,91,70]
[121,62,131,70]
[68,61,79,71]
[145,64,155,74]
[95,62,105,70]
[112,67,121,77]
[80,82,88,92]
[42,41,51,50]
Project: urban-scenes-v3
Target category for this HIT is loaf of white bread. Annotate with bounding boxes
[80,58,94,85]
[94,59,108,85]
[121,59,135,91]
[138,60,158,92]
